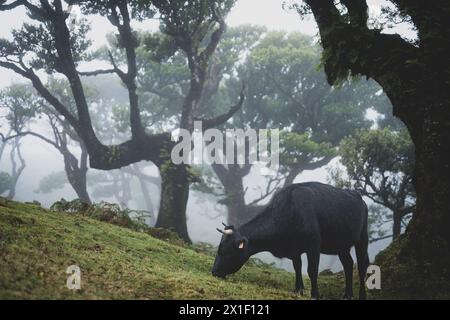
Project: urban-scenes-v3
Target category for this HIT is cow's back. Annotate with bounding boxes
[288,182,366,254]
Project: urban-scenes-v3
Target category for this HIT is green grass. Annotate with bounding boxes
[0,198,351,300]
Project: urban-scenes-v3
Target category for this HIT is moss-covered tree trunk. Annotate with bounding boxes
[6,137,25,200]
[212,164,260,227]
[392,211,402,240]
[403,104,450,269]
[69,175,91,204]
[376,100,450,297]
[156,162,190,243]
[63,144,91,204]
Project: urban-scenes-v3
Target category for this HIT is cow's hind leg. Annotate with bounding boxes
[292,256,304,295]
[306,250,320,299]
[355,239,369,300]
[338,250,354,299]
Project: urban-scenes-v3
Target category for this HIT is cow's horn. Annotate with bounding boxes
[223,229,234,235]
[216,228,224,234]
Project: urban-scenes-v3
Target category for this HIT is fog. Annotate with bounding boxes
[0,132,390,273]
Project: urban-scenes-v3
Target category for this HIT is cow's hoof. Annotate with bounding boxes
[359,290,367,300]
[294,289,304,296]
[342,293,353,300]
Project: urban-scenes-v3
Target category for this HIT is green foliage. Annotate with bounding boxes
[135,25,267,130]
[136,43,189,130]
[227,30,375,141]
[154,0,235,44]
[79,0,155,20]
[190,165,224,195]
[142,32,179,63]
[232,31,321,129]
[49,198,91,212]
[283,0,311,17]
[366,203,391,241]
[330,128,415,240]
[213,30,378,180]
[7,17,91,73]
[0,84,40,132]
[50,198,151,232]
[279,132,335,169]
[47,76,99,118]
[146,227,186,248]
[35,171,68,194]
[214,24,267,73]
[327,165,352,189]
[339,128,414,188]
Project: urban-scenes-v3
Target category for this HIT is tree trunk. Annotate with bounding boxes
[135,172,155,223]
[70,178,91,204]
[226,191,247,227]
[213,164,253,227]
[392,211,402,240]
[224,180,262,226]
[404,106,450,271]
[63,145,91,204]
[126,164,160,225]
[65,164,91,204]
[6,138,26,200]
[376,100,450,297]
[156,162,191,243]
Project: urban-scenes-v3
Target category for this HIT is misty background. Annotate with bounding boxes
[0,0,416,273]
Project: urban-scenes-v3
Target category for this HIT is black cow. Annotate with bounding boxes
[211,182,369,300]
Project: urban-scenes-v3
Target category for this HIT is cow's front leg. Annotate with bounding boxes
[306,249,320,299]
[292,257,304,295]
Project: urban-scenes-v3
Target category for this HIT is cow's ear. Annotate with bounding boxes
[238,237,248,250]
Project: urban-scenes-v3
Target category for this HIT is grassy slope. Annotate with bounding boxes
[0,199,348,300]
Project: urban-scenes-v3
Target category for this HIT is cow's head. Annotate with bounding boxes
[211,223,249,278]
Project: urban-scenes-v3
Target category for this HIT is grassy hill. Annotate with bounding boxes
[0,198,350,300]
